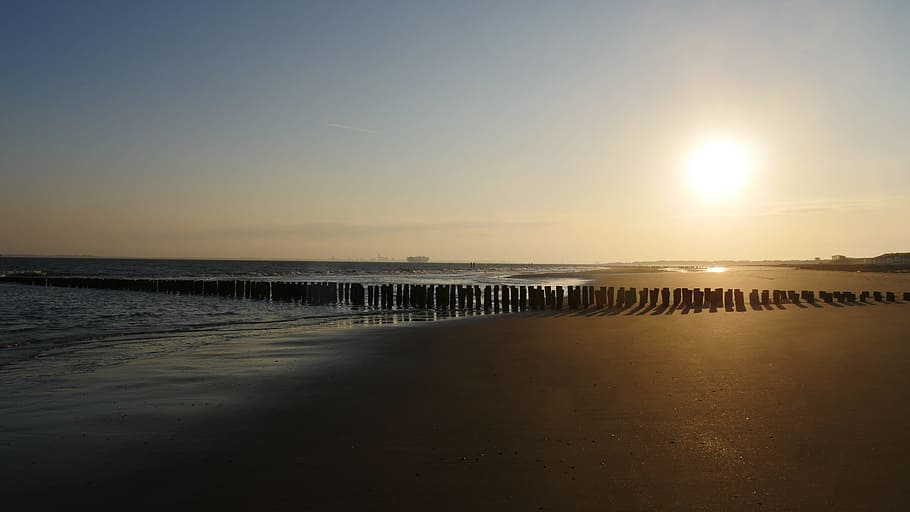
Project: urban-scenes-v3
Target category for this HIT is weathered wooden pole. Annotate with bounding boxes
[681,288,691,308]
[693,288,704,309]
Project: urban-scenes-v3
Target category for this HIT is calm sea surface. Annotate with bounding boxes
[0,257,594,366]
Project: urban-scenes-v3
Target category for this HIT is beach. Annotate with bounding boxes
[4,274,910,510]
[7,1,909,509]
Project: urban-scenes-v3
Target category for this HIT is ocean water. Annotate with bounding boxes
[0,257,593,367]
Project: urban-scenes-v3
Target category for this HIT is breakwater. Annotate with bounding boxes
[2,276,907,313]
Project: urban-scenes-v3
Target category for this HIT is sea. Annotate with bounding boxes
[0,257,594,368]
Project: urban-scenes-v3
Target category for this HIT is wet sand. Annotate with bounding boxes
[8,298,910,511]
[524,265,910,294]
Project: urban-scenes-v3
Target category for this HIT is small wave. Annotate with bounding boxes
[2,270,48,277]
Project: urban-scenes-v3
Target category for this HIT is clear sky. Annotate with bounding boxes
[2,1,908,262]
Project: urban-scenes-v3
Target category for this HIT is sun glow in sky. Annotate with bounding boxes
[685,137,755,201]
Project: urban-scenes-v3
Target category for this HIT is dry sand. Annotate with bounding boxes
[9,296,910,511]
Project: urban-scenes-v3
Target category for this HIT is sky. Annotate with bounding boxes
[2,0,909,263]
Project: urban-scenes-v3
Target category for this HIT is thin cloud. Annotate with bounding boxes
[325,122,378,134]
[760,197,902,216]
[158,220,552,240]
[684,197,904,219]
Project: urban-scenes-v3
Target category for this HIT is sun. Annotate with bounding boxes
[685,137,755,201]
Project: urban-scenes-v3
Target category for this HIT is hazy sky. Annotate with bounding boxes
[2,1,908,262]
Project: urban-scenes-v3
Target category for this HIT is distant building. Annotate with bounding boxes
[406,256,430,263]
[869,252,910,265]
[828,253,910,266]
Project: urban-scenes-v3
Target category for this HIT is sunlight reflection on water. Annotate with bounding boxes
[659,266,728,273]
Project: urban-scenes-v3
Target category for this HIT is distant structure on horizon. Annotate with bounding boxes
[830,252,910,265]
[406,256,430,263]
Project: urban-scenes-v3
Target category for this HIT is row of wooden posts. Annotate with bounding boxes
[2,276,907,311]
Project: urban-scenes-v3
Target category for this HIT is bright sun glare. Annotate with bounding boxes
[685,137,755,201]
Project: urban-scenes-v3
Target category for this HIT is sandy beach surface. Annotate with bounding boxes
[4,284,910,511]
